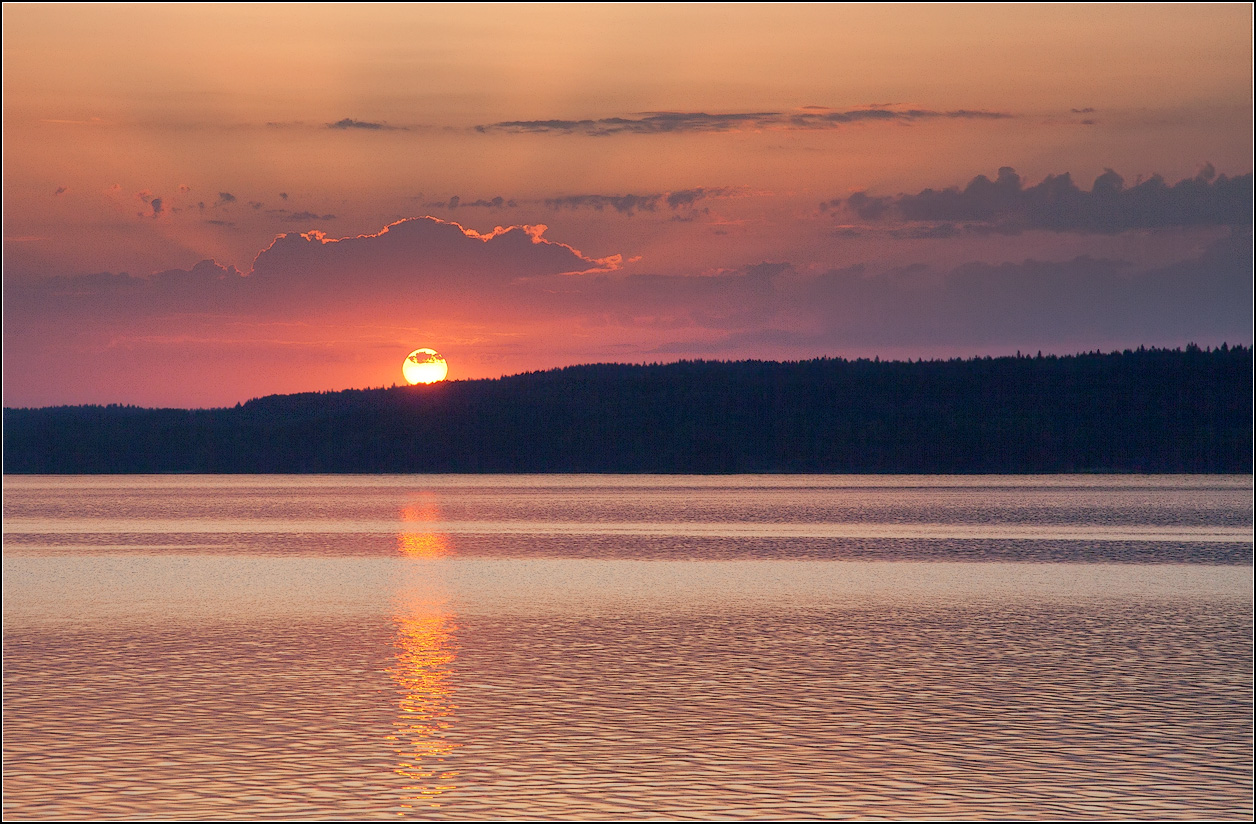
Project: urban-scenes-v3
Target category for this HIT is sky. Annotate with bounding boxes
[3,3,1252,408]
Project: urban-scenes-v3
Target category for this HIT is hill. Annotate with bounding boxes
[3,346,1251,473]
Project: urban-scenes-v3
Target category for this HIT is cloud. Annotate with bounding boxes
[552,262,788,334]
[6,217,618,322]
[543,188,731,215]
[427,196,518,209]
[788,107,1012,126]
[3,220,624,407]
[5,259,247,325]
[327,118,399,131]
[243,218,621,308]
[544,194,662,215]
[842,192,892,220]
[475,106,1013,135]
[217,192,237,204]
[835,166,1253,233]
[53,186,67,196]
[16,223,1246,348]
[888,223,961,239]
[278,211,337,222]
[651,228,1252,355]
[416,189,739,215]
[6,212,1248,408]
[666,187,730,208]
[806,228,1252,347]
[131,193,164,218]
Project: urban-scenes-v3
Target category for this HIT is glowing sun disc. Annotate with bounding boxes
[403,348,448,384]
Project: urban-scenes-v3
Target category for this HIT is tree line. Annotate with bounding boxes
[4,346,1250,473]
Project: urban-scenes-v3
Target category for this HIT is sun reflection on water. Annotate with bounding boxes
[397,497,453,558]
[390,493,459,811]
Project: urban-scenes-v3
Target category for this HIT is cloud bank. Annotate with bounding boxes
[835,166,1253,233]
[7,215,1248,406]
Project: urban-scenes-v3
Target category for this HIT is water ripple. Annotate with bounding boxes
[4,601,1251,820]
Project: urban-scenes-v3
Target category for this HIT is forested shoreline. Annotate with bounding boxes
[4,346,1251,474]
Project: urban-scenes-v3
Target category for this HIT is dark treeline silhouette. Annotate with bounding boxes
[4,346,1251,474]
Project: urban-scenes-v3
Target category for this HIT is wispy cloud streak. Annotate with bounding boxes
[475,107,1013,135]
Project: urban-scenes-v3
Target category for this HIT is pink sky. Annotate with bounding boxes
[4,4,1252,407]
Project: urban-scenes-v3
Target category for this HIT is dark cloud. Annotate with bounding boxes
[477,112,773,135]
[889,223,962,239]
[150,198,163,216]
[4,218,618,334]
[844,191,893,220]
[328,118,399,131]
[803,229,1252,348]
[564,262,788,333]
[247,217,617,298]
[271,211,334,223]
[414,189,732,215]
[1071,107,1096,114]
[476,107,1012,136]
[836,166,1253,233]
[278,211,337,222]
[544,194,661,215]
[786,108,1011,127]
[53,186,67,196]
[666,187,729,208]
[427,196,518,210]
[544,188,726,215]
[205,219,236,227]
[217,192,236,204]
[279,192,288,200]
[5,259,247,325]
[654,228,1252,355]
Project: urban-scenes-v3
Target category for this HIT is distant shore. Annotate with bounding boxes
[4,347,1251,474]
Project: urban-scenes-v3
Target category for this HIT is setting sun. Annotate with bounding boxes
[403,348,449,385]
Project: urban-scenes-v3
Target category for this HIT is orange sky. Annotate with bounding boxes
[4,4,1252,407]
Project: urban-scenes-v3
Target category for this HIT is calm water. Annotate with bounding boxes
[4,475,1252,820]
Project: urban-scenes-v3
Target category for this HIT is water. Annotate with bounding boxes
[4,475,1252,819]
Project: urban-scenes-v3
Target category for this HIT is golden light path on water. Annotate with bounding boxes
[391,495,459,812]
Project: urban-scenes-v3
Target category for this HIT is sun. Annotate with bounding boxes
[402,348,449,385]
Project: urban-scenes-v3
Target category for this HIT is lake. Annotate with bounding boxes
[3,475,1252,819]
